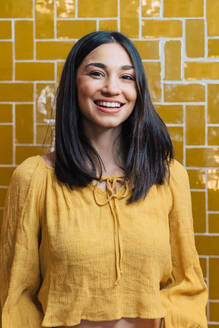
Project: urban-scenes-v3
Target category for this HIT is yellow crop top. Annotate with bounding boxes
[0,155,208,328]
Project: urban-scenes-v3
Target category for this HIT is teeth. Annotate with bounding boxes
[95,101,122,108]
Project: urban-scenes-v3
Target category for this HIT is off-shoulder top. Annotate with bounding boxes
[0,155,208,328]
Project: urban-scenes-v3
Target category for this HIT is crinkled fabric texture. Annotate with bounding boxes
[0,156,208,328]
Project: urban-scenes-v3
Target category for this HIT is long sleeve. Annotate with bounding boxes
[0,158,45,328]
[160,161,208,327]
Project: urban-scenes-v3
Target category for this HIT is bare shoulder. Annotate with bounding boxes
[41,151,56,168]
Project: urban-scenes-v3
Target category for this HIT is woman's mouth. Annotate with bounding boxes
[94,100,125,113]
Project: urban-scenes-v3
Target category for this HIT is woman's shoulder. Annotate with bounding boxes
[167,159,190,192]
[10,152,55,188]
[169,159,188,178]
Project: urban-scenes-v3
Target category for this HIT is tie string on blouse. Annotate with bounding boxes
[93,176,129,287]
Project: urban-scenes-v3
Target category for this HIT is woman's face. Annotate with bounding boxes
[76,42,137,132]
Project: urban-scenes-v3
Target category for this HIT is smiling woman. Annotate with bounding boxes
[0,31,208,328]
[76,42,137,132]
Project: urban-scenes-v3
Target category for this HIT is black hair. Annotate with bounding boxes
[55,30,174,203]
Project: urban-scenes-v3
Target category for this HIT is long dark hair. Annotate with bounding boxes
[55,31,174,203]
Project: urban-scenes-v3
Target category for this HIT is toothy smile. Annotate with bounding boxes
[94,100,124,108]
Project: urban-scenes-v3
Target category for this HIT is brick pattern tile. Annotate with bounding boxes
[0,0,218,325]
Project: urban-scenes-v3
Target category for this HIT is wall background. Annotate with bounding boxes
[0,0,219,325]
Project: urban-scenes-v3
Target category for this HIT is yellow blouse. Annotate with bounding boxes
[0,155,208,328]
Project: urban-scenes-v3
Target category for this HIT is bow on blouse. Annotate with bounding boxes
[93,176,129,287]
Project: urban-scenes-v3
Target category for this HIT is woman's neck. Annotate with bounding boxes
[83,125,124,176]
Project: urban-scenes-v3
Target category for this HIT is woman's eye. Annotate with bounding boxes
[88,71,104,78]
[121,75,136,81]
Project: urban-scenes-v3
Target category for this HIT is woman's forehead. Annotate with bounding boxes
[80,43,134,67]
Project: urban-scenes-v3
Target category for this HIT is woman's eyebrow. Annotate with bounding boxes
[85,62,135,70]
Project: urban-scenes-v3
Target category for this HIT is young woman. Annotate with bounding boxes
[0,31,208,328]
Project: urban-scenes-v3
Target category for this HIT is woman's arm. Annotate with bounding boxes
[160,161,208,328]
[0,157,45,328]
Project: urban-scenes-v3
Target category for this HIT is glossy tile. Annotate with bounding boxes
[120,0,139,38]
[36,124,54,145]
[57,20,96,39]
[206,0,219,36]
[0,42,12,80]
[164,41,181,80]
[37,41,73,60]
[185,62,219,80]
[0,83,33,102]
[199,257,207,278]
[209,214,219,233]
[36,84,56,124]
[209,258,219,298]
[78,0,117,17]
[0,189,7,207]
[208,39,219,57]
[186,20,205,58]
[186,148,219,167]
[16,62,54,81]
[35,0,54,38]
[57,0,75,18]
[0,167,15,186]
[15,104,33,144]
[0,21,11,39]
[16,146,49,164]
[99,20,118,31]
[208,169,219,211]
[208,84,219,123]
[167,126,183,163]
[0,104,12,123]
[141,0,160,17]
[208,127,219,145]
[186,105,205,145]
[0,126,13,164]
[15,21,33,60]
[142,19,182,38]
[191,191,206,232]
[133,40,159,59]
[210,303,219,322]
[163,0,203,17]
[164,83,205,102]
[195,235,219,255]
[0,0,32,18]
[154,105,183,124]
[57,62,65,82]
[187,169,206,189]
[143,62,161,102]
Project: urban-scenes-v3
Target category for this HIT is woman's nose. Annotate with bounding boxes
[101,76,121,96]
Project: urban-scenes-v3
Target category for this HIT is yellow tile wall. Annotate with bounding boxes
[0,0,218,325]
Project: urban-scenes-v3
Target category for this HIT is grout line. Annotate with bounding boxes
[12,20,15,81]
[33,0,36,60]
[96,19,99,31]
[139,0,142,39]
[54,0,57,39]
[160,0,163,17]
[195,233,219,235]
[0,18,34,21]
[206,168,209,233]
[203,0,208,58]
[12,103,15,165]
[185,145,219,148]
[205,84,208,147]
[182,19,185,80]
[75,0,78,18]
[117,0,120,32]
